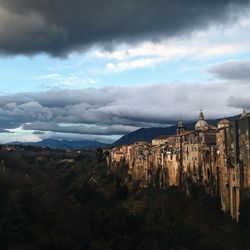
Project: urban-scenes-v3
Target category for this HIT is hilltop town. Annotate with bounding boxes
[0,138,246,249]
[108,110,250,221]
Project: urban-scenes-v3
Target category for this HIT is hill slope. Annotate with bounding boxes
[0,148,245,249]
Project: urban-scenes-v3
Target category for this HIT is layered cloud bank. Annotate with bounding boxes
[0,0,249,56]
[209,60,250,82]
[0,81,248,142]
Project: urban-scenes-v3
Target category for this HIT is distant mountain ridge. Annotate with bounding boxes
[8,138,108,149]
[6,115,241,149]
[113,115,240,146]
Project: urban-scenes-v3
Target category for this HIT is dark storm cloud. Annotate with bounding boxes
[0,101,52,129]
[228,96,250,109]
[23,122,138,135]
[0,83,244,136]
[0,0,249,56]
[209,61,250,81]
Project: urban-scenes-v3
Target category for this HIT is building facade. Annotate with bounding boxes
[108,110,250,221]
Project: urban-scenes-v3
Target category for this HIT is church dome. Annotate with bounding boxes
[195,109,208,131]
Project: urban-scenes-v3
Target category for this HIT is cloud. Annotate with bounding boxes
[23,122,138,135]
[0,82,248,137]
[89,14,250,73]
[209,60,250,81]
[0,0,249,56]
[228,96,250,109]
[35,73,96,86]
[37,131,120,144]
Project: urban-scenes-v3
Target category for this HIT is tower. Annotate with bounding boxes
[195,109,208,131]
[176,117,186,135]
[199,109,205,120]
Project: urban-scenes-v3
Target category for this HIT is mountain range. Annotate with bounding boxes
[7,115,240,149]
[8,138,108,149]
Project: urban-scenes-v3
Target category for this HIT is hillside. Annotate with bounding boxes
[0,146,249,250]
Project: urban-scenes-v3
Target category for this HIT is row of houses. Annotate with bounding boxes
[107,110,250,221]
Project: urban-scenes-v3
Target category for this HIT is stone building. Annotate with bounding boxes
[109,110,250,221]
[216,118,239,219]
[152,135,169,146]
[238,110,250,187]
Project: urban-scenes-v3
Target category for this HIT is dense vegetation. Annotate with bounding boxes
[0,146,249,250]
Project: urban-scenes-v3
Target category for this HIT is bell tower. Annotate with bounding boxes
[176,117,186,135]
[199,109,205,120]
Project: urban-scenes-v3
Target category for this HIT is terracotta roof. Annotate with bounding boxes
[178,130,195,136]
[170,131,194,138]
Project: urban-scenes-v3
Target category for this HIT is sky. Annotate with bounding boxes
[1,0,250,144]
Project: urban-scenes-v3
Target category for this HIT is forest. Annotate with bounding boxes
[0,146,250,250]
